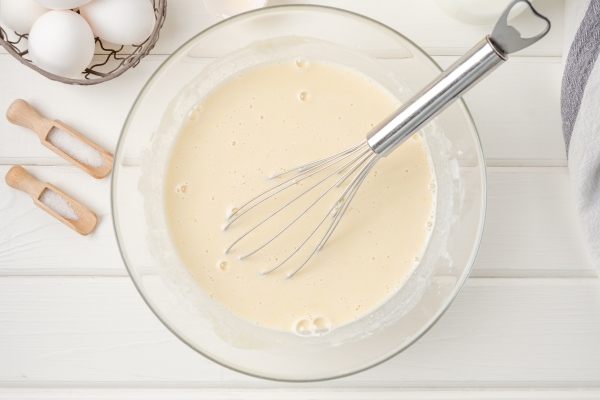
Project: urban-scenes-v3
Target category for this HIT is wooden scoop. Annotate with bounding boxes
[5,166,98,235]
[6,99,113,179]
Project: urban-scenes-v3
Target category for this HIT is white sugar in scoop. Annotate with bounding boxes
[39,188,80,220]
[47,128,104,168]
[6,99,113,179]
[5,166,97,235]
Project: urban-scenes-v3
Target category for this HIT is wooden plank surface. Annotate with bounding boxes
[0,54,163,165]
[0,0,565,57]
[0,55,564,166]
[0,166,120,275]
[474,167,593,277]
[2,0,595,396]
[2,389,600,399]
[437,57,566,166]
[266,0,565,57]
[0,166,592,277]
[1,277,599,386]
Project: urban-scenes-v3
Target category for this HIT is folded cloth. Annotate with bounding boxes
[562,0,600,272]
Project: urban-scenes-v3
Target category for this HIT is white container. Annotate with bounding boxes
[203,0,267,19]
[434,0,529,25]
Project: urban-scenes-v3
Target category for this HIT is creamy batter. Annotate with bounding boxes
[165,59,435,334]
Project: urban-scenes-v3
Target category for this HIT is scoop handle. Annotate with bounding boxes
[6,99,54,138]
[5,165,46,200]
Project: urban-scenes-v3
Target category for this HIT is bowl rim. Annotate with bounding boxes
[111,3,487,382]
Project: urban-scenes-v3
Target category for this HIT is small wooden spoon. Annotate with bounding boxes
[5,166,98,235]
[6,99,113,179]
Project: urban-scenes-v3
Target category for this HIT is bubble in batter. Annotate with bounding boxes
[292,316,333,336]
[295,58,308,69]
[298,91,309,101]
[218,261,229,271]
[294,318,312,336]
[188,110,199,121]
[312,316,332,336]
[175,183,189,195]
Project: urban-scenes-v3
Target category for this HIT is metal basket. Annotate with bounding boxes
[0,0,167,85]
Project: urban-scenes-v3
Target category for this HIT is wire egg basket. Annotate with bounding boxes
[0,0,167,85]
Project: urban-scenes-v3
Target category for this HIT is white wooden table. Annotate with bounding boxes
[2,1,599,398]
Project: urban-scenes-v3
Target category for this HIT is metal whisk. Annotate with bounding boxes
[223,0,550,277]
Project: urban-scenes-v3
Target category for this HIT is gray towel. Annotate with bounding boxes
[562,0,600,272]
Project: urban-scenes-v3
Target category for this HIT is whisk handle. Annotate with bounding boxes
[366,0,550,157]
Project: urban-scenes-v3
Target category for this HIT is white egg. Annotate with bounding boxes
[0,0,48,33]
[80,0,155,46]
[28,10,95,78]
[33,0,91,10]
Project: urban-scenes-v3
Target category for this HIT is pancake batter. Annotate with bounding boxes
[165,59,435,334]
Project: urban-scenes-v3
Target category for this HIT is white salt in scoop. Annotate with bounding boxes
[47,128,104,168]
[39,188,80,221]
[6,99,113,179]
[5,166,97,235]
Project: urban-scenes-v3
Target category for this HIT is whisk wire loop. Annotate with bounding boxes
[269,141,368,179]
[287,155,378,279]
[223,138,381,276]
[239,149,373,260]
[263,153,379,277]
[224,143,372,254]
[223,142,369,228]
[317,156,380,253]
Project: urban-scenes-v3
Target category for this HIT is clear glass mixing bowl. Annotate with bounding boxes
[112,5,486,382]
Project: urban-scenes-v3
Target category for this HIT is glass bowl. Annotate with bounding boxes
[112,5,486,382]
